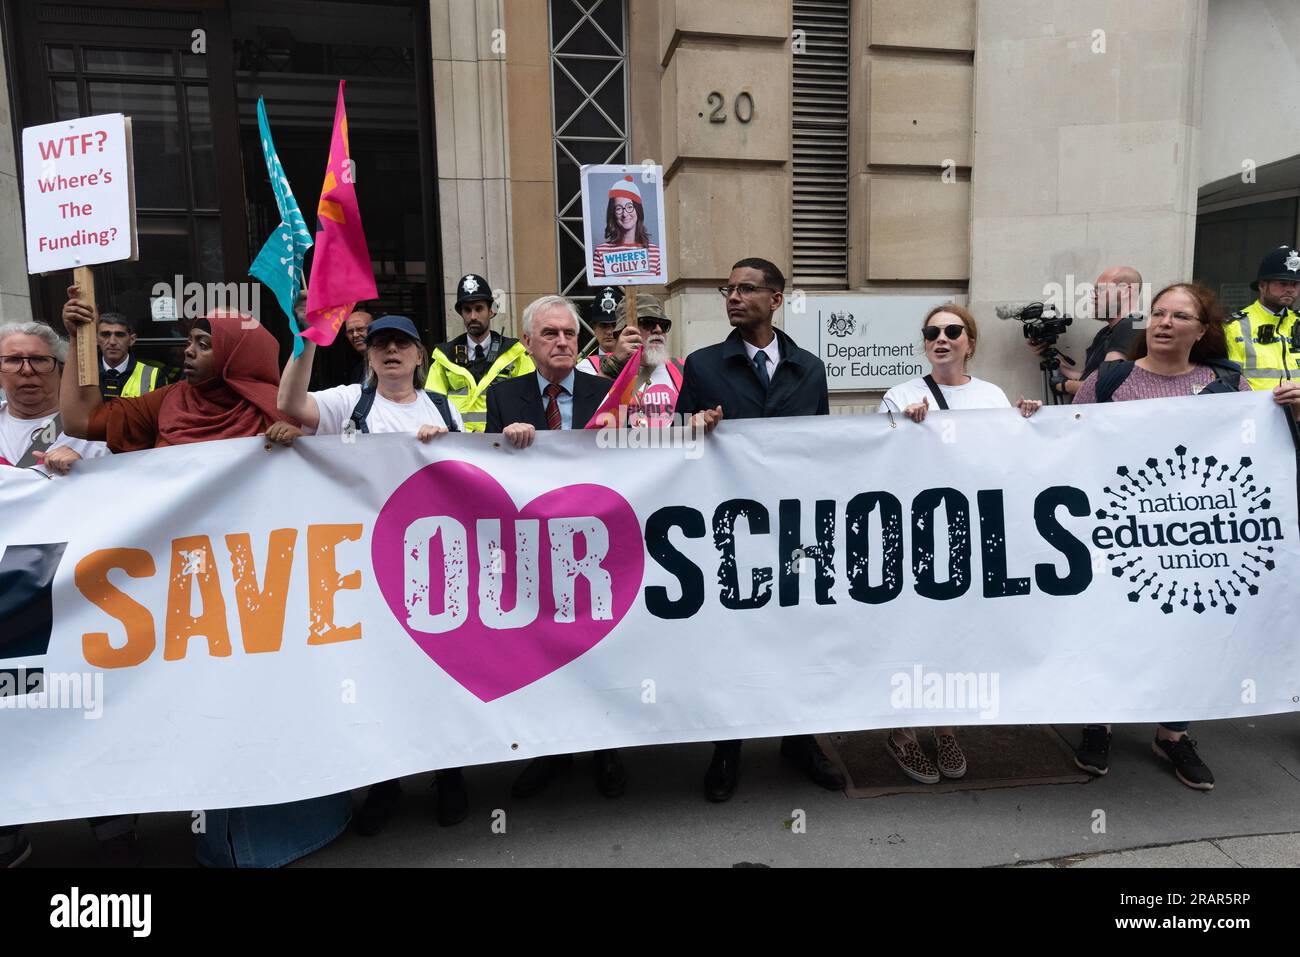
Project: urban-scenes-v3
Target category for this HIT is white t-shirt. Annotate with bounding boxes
[307,383,465,436]
[878,376,1011,414]
[0,404,108,475]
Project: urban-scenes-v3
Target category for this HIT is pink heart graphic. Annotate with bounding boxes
[372,461,645,701]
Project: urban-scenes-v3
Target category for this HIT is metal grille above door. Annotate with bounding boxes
[549,0,629,336]
[792,0,850,288]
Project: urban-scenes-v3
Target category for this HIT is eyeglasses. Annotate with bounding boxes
[613,203,636,215]
[922,324,966,342]
[718,284,777,298]
[637,317,671,332]
[1149,308,1203,325]
[0,355,58,374]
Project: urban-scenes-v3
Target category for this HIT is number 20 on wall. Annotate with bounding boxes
[705,91,755,124]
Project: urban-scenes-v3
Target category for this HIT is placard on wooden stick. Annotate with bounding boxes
[21,112,138,386]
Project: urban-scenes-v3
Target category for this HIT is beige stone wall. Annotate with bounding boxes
[0,28,32,324]
[1200,0,1300,186]
[461,0,1212,413]
[834,0,975,410]
[650,0,791,356]
[969,0,1209,404]
[430,0,555,342]
[850,0,973,293]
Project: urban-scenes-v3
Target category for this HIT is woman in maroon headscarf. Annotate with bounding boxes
[60,294,299,450]
[59,290,351,868]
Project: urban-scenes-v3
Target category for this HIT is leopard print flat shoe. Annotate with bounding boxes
[933,731,967,779]
[886,732,940,785]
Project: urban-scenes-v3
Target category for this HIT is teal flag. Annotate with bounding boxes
[249,97,314,357]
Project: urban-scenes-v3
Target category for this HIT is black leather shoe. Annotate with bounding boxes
[357,778,402,836]
[594,749,627,798]
[704,742,741,802]
[433,768,469,826]
[780,735,846,790]
[511,754,574,798]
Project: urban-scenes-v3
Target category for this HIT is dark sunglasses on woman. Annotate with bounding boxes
[922,324,966,342]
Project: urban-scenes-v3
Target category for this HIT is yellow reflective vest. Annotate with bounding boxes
[100,357,162,400]
[424,337,534,431]
[1224,300,1299,391]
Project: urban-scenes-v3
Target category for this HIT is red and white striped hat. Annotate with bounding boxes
[608,176,641,203]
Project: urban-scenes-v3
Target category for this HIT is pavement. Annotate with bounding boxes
[19,714,1300,867]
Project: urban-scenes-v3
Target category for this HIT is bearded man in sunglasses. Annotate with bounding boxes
[600,293,687,425]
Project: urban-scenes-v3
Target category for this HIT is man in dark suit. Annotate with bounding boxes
[483,294,627,798]
[485,295,608,439]
[675,256,844,803]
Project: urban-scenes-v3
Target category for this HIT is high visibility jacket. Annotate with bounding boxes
[424,337,533,431]
[1224,300,1299,390]
[100,357,162,400]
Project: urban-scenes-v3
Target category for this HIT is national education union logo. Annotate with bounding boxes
[1090,445,1280,615]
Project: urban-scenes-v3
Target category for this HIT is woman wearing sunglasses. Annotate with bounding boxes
[877,303,1041,784]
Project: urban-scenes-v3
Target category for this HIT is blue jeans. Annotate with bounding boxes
[195,793,352,868]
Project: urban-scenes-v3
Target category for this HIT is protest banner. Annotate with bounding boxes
[581,164,668,287]
[21,112,137,387]
[1,393,1297,823]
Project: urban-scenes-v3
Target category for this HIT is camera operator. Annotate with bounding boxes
[1026,266,1144,398]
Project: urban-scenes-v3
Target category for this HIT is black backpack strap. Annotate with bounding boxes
[1094,360,1134,403]
[349,385,462,434]
[424,390,460,432]
[921,374,949,410]
[16,413,64,468]
[1198,358,1243,395]
[348,385,377,434]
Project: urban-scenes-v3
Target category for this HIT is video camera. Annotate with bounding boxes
[1009,301,1072,345]
[996,301,1076,405]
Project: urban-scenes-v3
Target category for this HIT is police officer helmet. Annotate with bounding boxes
[455,274,494,311]
[590,286,623,325]
[1251,245,1300,290]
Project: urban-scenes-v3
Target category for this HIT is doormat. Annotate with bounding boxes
[816,725,1089,798]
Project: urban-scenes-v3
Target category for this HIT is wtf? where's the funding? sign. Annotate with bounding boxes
[21,113,137,274]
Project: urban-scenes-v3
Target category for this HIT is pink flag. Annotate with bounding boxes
[304,80,377,346]
[584,346,642,429]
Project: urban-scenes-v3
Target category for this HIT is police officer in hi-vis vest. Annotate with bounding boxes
[424,274,534,430]
[97,311,161,400]
[1224,245,1300,389]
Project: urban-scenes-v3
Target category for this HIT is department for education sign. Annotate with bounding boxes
[784,295,947,391]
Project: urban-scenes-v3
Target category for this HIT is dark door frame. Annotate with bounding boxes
[2,0,442,342]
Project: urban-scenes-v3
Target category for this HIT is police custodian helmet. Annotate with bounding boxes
[1251,245,1300,290]
[455,273,494,310]
[590,286,623,324]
